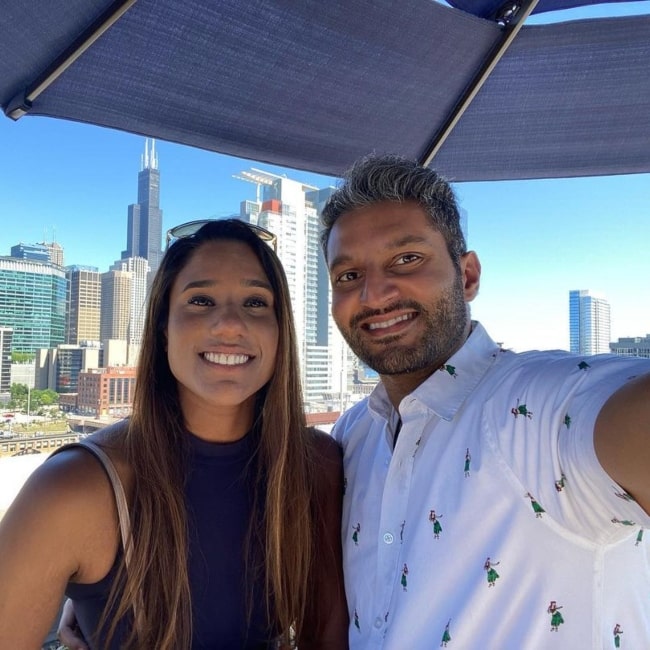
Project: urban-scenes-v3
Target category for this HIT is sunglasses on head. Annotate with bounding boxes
[165,219,277,251]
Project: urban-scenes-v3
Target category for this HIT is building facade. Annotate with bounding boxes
[36,343,102,393]
[0,328,12,394]
[569,289,611,355]
[0,257,66,353]
[610,334,650,358]
[109,256,149,347]
[100,269,132,342]
[77,366,136,418]
[65,265,101,345]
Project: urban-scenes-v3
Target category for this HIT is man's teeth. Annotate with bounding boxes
[367,314,412,331]
[203,352,250,365]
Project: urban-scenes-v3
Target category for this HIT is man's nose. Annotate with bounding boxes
[360,270,399,308]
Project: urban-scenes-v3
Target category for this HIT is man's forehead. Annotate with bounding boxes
[327,216,444,270]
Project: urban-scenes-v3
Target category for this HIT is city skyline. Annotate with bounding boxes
[1,117,649,353]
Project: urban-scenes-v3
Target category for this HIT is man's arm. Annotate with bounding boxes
[594,373,650,514]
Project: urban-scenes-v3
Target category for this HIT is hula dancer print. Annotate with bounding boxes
[611,517,635,526]
[613,623,623,648]
[429,510,443,539]
[464,448,471,477]
[440,364,457,378]
[547,601,565,631]
[354,608,360,631]
[525,492,545,518]
[401,564,409,591]
[352,522,361,545]
[511,399,533,419]
[484,557,500,587]
[440,619,451,647]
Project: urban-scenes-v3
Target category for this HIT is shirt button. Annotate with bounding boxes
[374,617,383,629]
[383,532,394,544]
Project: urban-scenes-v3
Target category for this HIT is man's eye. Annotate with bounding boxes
[336,271,359,283]
[188,295,213,306]
[395,253,421,265]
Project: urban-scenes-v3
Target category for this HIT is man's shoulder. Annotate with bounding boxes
[331,397,373,442]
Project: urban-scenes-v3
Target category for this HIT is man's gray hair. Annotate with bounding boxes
[320,154,467,268]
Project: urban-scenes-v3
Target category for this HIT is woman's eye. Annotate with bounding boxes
[245,297,269,308]
[188,295,213,306]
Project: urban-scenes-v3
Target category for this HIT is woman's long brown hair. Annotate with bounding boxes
[100,219,314,648]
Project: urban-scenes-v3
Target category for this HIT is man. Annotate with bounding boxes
[320,155,650,649]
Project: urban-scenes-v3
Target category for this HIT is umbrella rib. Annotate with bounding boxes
[5,0,138,120]
[419,0,540,168]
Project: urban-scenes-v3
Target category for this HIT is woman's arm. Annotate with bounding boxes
[0,449,119,648]
[299,431,349,649]
[57,599,90,650]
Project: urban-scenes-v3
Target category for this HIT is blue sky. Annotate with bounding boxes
[0,2,648,354]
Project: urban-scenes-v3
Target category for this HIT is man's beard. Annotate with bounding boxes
[339,277,468,376]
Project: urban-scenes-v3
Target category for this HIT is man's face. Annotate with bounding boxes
[326,200,479,376]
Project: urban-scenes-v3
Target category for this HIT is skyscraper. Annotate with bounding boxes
[237,170,347,408]
[569,289,611,355]
[123,139,163,277]
[100,269,133,343]
[65,265,101,345]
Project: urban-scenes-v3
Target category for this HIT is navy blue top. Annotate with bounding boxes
[66,431,276,649]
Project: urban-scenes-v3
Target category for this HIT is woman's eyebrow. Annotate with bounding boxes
[180,278,272,292]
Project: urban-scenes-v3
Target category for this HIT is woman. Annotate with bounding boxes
[0,219,348,649]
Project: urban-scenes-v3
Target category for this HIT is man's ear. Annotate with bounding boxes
[461,251,481,302]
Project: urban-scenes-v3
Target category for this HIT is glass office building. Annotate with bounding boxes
[0,257,67,353]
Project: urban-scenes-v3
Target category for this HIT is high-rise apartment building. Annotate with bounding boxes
[569,289,611,355]
[65,265,101,345]
[123,139,163,277]
[0,256,66,353]
[237,170,347,408]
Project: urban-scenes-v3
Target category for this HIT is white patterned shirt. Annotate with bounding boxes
[333,322,650,650]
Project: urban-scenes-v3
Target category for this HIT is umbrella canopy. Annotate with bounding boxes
[1,0,649,180]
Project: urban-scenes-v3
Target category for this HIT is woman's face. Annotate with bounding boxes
[166,239,279,437]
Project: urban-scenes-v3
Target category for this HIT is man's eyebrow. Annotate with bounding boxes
[180,278,272,292]
[328,234,431,270]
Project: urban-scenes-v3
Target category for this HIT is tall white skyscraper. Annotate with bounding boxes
[236,170,347,409]
[569,289,611,355]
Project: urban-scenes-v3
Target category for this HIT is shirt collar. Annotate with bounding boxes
[368,321,501,422]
